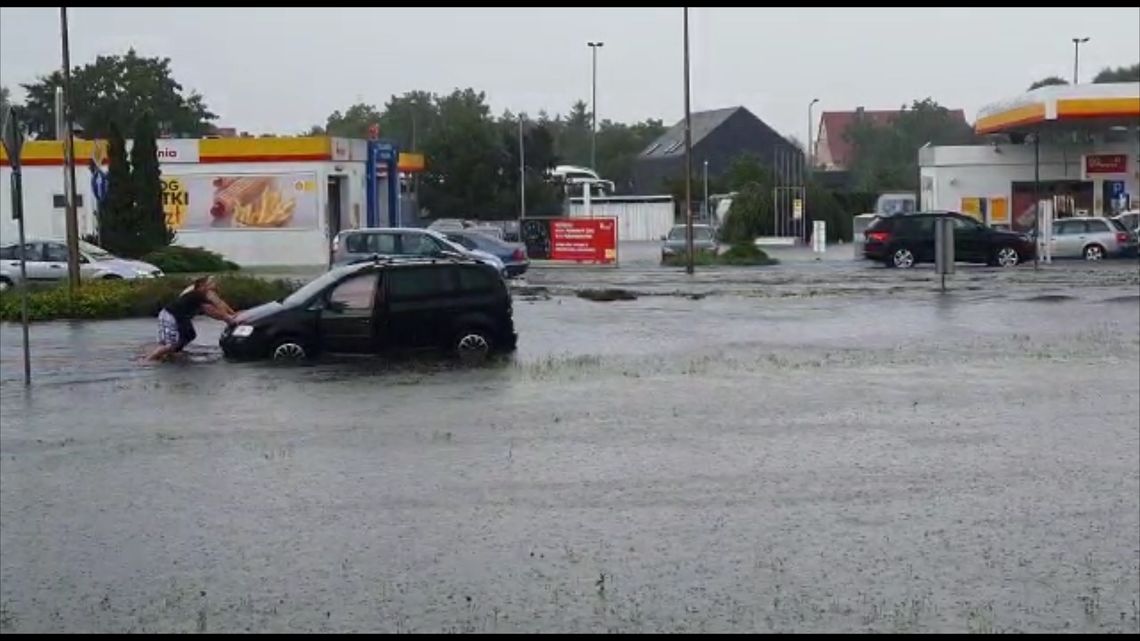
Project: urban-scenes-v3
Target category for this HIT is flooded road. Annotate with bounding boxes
[2,260,1138,632]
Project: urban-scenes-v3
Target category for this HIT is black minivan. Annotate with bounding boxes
[220,258,518,363]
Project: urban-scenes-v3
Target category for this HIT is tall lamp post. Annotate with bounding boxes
[807,98,820,171]
[806,98,819,243]
[1071,36,1090,84]
[587,41,604,171]
[59,7,81,292]
[682,8,694,275]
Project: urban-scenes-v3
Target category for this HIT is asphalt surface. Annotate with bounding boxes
[1,256,1138,633]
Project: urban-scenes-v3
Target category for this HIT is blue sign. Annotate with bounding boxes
[373,142,395,163]
[90,167,108,206]
[1108,180,1125,197]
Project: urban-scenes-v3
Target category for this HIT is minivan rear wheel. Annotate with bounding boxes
[454,329,493,365]
[994,246,1020,267]
[1083,244,1105,261]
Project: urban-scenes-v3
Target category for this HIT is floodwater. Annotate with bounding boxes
[1,258,1138,633]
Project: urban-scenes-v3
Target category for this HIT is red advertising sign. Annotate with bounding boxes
[1084,153,1127,174]
[548,217,617,264]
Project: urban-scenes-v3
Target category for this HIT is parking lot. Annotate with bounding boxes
[1,257,1138,633]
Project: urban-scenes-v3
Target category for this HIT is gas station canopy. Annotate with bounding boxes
[975,82,1140,135]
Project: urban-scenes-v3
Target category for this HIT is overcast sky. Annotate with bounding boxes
[2,7,1138,140]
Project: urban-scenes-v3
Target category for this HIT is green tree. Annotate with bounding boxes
[322,102,383,138]
[595,118,666,193]
[419,89,508,220]
[1028,76,1069,90]
[379,90,438,152]
[555,100,592,168]
[20,49,215,140]
[0,86,10,116]
[130,114,173,256]
[96,122,136,256]
[1092,63,1140,83]
[845,98,975,193]
[498,117,563,217]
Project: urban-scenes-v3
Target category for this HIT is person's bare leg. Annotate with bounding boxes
[146,344,177,362]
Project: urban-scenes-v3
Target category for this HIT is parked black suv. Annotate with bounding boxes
[863,211,1036,268]
[220,258,518,363]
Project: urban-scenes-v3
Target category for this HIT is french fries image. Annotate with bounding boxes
[210,177,272,221]
[234,187,296,227]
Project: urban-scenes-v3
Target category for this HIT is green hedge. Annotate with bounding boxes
[141,246,241,274]
[0,275,296,322]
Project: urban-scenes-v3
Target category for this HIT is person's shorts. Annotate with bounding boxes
[157,310,196,351]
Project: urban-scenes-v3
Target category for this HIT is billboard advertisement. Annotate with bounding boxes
[162,173,319,230]
[521,217,617,264]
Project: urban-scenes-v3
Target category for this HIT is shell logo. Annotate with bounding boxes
[293,179,317,192]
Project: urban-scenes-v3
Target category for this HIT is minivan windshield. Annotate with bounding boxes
[283,268,354,306]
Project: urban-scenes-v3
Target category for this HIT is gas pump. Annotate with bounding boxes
[365,139,399,227]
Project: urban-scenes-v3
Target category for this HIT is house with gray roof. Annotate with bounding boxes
[632,106,800,195]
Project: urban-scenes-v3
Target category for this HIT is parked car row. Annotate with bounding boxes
[0,239,163,291]
[331,227,528,278]
[863,212,1138,268]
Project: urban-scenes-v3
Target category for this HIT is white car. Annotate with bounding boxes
[0,239,163,291]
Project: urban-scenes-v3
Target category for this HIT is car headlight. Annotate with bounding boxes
[231,325,255,338]
[662,246,676,254]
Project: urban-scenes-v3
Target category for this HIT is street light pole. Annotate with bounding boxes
[59,7,81,292]
[1072,36,1089,84]
[682,8,694,275]
[702,159,709,224]
[587,41,604,171]
[806,97,819,244]
[519,115,526,220]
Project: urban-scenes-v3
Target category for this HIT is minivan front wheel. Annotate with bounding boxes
[454,329,492,365]
[890,248,916,269]
[271,338,308,362]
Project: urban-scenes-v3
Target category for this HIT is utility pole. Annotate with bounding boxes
[702,159,709,224]
[806,97,819,244]
[519,115,526,220]
[682,8,694,275]
[587,41,604,171]
[60,7,81,292]
[1072,36,1089,84]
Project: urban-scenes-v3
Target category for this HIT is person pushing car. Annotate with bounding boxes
[147,275,238,362]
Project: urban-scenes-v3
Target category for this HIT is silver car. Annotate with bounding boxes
[661,224,718,263]
[0,239,163,291]
[1112,210,1139,235]
[330,227,505,273]
[1050,217,1139,261]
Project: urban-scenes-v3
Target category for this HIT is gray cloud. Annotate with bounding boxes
[2,7,1137,140]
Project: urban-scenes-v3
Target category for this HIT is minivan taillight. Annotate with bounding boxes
[511,248,526,261]
[1115,232,1129,244]
[867,230,891,243]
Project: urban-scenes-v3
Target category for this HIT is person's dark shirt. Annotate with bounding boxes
[164,288,209,322]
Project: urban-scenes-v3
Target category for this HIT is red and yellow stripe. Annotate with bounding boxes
[975,103,1046,135]
[1,136,427,172]
[1057,97,1140,119]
